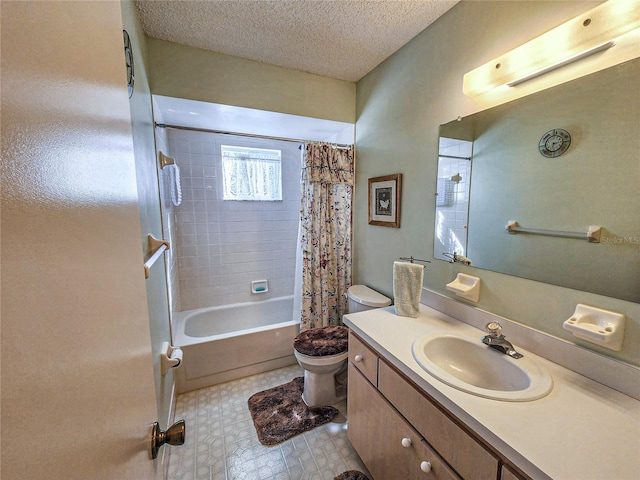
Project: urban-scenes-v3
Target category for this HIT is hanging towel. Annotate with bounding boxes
[393,261,425,318]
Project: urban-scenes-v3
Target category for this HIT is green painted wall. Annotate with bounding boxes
[354,1,640,366]
[147,38,356,123]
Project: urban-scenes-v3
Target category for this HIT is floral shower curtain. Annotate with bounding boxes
[299,142,354,331]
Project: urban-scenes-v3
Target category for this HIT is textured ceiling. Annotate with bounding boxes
[135,0,459,82]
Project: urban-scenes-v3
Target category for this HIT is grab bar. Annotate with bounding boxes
[505,221,602,243]
[144,235,170,279]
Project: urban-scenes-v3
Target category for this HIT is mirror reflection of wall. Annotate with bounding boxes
[434,137,473,263]
[435,58,640,303]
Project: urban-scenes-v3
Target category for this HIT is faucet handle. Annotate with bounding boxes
[485,321,502,337]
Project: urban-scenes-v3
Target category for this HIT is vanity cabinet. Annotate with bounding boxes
[348,362,460,480]
[501,466,522,480]
[378,361,497,479]
[348,332,526,480]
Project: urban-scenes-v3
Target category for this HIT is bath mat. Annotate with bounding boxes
[334,471,369,480]
[247,377,338,446]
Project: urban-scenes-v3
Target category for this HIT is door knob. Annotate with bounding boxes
[150,419,186,459]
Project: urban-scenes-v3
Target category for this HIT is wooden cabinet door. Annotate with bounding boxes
[348,363,459,480]
[378,360,499,480]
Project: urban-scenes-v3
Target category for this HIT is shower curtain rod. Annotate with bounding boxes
[154,123,353,149]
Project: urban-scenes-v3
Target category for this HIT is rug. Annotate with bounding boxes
[334,471,370,480]
[248,377,339,446]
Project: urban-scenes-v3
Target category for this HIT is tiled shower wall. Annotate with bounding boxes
[165,129,301,312]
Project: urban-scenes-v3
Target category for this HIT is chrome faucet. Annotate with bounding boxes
[482,322,523,359]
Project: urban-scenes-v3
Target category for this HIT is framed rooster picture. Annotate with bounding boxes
[368,173,402,228]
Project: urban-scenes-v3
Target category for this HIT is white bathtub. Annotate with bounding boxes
[173,296,300,393]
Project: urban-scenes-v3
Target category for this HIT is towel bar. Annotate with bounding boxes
[505,221,602,243]
[399,256,431,264]
[144,235,170,279]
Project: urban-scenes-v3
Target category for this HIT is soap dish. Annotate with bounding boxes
[563,304,625,351]
[251,279,268,294]
[446,273,481,303]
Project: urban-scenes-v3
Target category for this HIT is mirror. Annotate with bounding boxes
[434,58,640,303]
[434,137,473,262]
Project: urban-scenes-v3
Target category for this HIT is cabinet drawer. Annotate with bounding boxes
[378,360,499,480]
[349,332,379,386]
[348,363,460,480]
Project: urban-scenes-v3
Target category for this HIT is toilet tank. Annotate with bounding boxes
[347,285,391,313]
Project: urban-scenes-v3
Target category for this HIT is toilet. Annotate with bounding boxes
[293,285,391,407]
[346,284,393,314]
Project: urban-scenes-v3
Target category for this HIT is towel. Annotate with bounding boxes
[393,261,425,318]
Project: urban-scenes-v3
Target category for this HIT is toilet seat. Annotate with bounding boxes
[293,325,349,357]
[294,349,348,366]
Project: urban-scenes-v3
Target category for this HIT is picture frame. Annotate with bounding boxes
[368,173,402,228]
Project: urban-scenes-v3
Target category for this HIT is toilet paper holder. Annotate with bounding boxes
[160,342,183,375]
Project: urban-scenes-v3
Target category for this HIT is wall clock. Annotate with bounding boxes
[539,128,571,158]
[123,30,134,98]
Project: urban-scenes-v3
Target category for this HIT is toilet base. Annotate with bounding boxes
[301,363,347,407]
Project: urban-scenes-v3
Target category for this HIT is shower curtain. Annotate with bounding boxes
[298,142,354,331]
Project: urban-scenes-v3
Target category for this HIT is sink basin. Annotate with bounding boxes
[412,334,553,401]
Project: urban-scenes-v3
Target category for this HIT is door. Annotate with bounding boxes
[1,2,161,479]
[121,0,176,442]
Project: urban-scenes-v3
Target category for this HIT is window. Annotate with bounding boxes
[221,145,282,201]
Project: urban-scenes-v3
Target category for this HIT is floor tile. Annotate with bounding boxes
[168,365,370,480]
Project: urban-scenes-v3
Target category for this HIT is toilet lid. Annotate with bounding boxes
[347,285,391,307]
[294,326,349,356]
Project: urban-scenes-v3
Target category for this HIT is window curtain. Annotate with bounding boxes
[299,142,354,331]
[221,148,282,201]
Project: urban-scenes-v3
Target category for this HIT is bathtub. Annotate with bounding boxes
[172,296,300,393]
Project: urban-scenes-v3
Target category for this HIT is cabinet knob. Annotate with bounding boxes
[420,461,432,473]
[354,354,363,362]
[401,437,412,448]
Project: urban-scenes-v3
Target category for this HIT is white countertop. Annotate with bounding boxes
[344,304,640,480]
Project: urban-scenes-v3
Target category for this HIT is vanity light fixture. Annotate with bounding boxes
[463,0,640,96]
[506,40,615,88]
